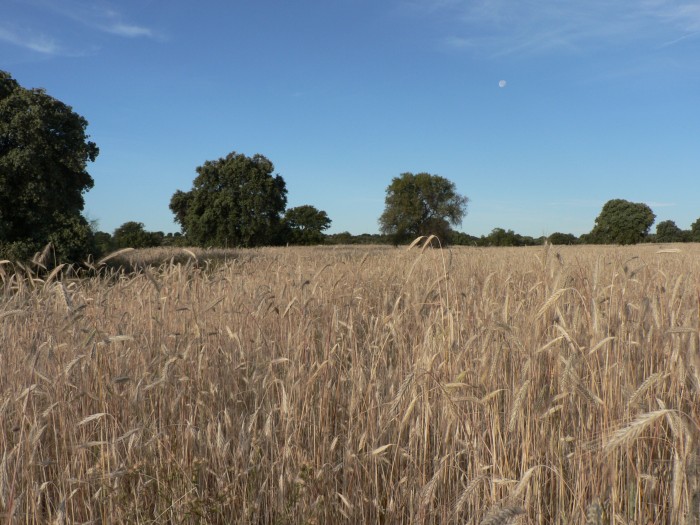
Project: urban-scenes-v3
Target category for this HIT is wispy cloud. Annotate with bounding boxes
[412,0,700,56]
[40,1,158,40]
[2,0,159,57]
[0,26,59,55]
[104,23,153,38]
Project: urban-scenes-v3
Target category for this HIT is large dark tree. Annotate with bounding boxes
[586,199,655,245]
[548,232,579,245]
[379,172,468,244]
[112,221,163,249]
[655,220,685,243]
[0,71,99,262]
[283,205,331,245]
[690,218,700,243]
[170,152,287,247]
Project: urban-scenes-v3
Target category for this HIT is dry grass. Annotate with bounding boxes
[1,242,700,523]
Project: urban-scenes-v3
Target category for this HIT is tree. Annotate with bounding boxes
[449,231,480,246]
[587,199,655,245]
[283,205,331,245]
[379,172,468,244]
[484,227,539,247]
[93,231,114,256]
[170,152,287,247]
[690,218,700,243]
[548,232,579,245]
[0,70,99,261]
[655,220,684,243]
[112,221,163,249]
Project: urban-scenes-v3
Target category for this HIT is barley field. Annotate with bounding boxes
[1,242,699,524]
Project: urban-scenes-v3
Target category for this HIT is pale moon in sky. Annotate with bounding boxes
[499,80,507,88]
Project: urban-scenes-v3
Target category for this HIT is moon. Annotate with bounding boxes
[498,80,507,88]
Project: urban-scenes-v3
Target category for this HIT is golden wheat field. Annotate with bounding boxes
[1,242,700,524]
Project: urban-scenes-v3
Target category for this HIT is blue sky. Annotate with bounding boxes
[2,0,700,237]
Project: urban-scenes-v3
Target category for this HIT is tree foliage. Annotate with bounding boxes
[379,172,468,244]
[0,70,99,261]
[655,220,685,243]
[283,205,331,245]
[548,232,579,245]
[586,199,655,245]
[169,152,287,247]
[690,218,700,243]
[112,221,163,249]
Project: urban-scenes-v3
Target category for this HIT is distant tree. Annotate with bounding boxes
[548,232,579,245]
[0,70,99,262]
[450,231,481,246]
[112,222,162,249]
[326,231,354,244]
[170,152,287,247]
[379,172,468,245]
[485,228,521,246]
[354,233,390,245]
[283,205,331,245]
[162,232,186,247]
[690,218,700,242]
[93,231,114,256]
[655,220,685,243]
[587,199,655,245]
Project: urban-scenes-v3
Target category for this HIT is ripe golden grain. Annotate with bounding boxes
[1,243,699,522]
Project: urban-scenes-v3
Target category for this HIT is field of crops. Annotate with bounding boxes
[1,242,699,524]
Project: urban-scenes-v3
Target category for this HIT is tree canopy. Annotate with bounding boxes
[0,70,99,262]
[170,152,287,247]
[548,232,579,245]
[655,220,685,243]
[690,218,700,243]
[585,199,655,245]
[283,205,331,245]
[379,172,468,244]
[112,221,164,249]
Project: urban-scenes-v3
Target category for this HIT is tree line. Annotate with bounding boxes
[2,70,699,264]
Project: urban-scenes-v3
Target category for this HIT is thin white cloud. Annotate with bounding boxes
[105,23,153,38]
[23,0,158,40]
[411,0,700,56]
[0,26,59,55]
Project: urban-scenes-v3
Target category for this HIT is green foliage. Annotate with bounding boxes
[483,228,543,247]
[654,220,685,243]
[379,172,468,245]
[0,70,98,262]
[587,199,655,245]
[93,231,114,256]
[326,231,354,244]
[112,221,163,249]
[162,232,187,247]
[325,232,390,245]
[283,205,331,245]
[548,232,579,245]
[449,231,481,246]
[690,218,700,242]
[170,152,287,248]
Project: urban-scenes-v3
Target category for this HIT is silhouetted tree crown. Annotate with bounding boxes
[0,70,98,262]
[548,232,579,245]
[112,222,163,249]
[690,218,700,243]
[379,172,468,244]
[586,199,655,245]
[655,220,685,243]
[170,152,287,248]
[283,205,331,245]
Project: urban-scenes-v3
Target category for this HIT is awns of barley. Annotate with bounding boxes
[479,505,524,525]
